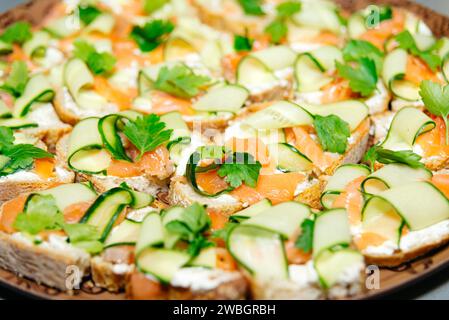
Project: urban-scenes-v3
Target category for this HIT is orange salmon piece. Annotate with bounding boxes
[0,195,28,233]
[332,176,366,225]
[34,158,55,180]
[150,91,195,116]
[415,116,449,158]
[432,174,449,198]
[354,232,389,251]
[63,201,92,224]
[404,55,441,85]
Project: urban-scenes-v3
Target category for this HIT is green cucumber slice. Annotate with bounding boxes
[104,219,141,248]
[68,117,112,174]
[361,196,404,245]
[84,13,115,34]
[251,46,297,71]
[364,182,449,231]
[243,101,313,130]
[193,84,249,113]
[13,74,55,117]
[268,142,313,173]
[292,1,342,34]
[80,187,133,241]
[347,14,367,38]
[442,54,449,84]
[382,48,407,85]
[164,37,197,62]
[314,248,363,289]
[45,15,79,38]
[227,225,288,279]
[39,183,97,212]
[98,114,130,161]
[161,207,184,249]
[381,107,435,150]
[390,79,421,101]
[190,247,216,268]
[243,201,310,239]
[313,209,351,257]
[0,118,37,129]
[0,40,12,55]
[321,164,371,209]
[236,56,277,89]
[0,100,11,118]
[295,53,333,93]
[361,163,432,195]
[302,100,369,131]
[230,199,272,222]
[136,213,164,255]
[137,248,190,283]
[23,31,50,58]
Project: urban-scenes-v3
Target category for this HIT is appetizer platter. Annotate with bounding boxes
[0,0,449,300]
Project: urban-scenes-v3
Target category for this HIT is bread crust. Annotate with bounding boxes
[0,232,90,291]
[364,233,449,268]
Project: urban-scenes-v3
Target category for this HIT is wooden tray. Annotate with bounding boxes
[1,0,449,300]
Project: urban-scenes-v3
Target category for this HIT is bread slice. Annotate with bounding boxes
[248,262,364,300]
[0,136,75,204]
[0,231,90,291]
[53,87,119,126]
[125,268,248,300]
[192,0,272,37]
[362,220,449,268]
[56,134,174,195]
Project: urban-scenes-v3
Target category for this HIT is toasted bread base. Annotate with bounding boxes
[364,233,449,268]
[0,232,90,291]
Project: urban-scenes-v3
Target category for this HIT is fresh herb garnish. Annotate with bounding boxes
[217,152,262,188]
[314,114,351,154]
[0,61,28,97]
[165,203,214,257]
[336,57,378,97]
[130,20,174,52]
[13,193,103,253]
[73,40,116,75]
[0,126,54,176]
[295,218,314,253]
[144,0,169,13]
[342,40,384,73]
[364,144,424,171]
[237,0,265,16]
[154,65,210,99]
[0,22,32,45]
[264,1,301,44]
[234,34,254,52]
[419,80,449,144]
[78,5,102,25]
[395,30,441,71]
[123,114,173,161]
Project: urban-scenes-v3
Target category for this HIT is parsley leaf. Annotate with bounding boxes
[0,22,32,45]
[419,80,449,144]
[342,40,384,73]
[78,5,102,25]
[217,152,261,188]
[395,31,441,71]
[123,114,172,161]
[364,145,424,171]
[0,61,29,97]
[63,223,103,253]
[295,218,314,253]
[264,2,300,44]
[234,34,253,52]
[144,0,169,13]
[130,20,174,52]
[265,20,287,44]
[0,126,54,176]
[14,194,63,235]
[165,203,213,257]
[314,115,350,154]
[336,58,378,96]
[276,1,301,18]
[73,40,116,75]
[237,0,265,16]
[187,235,214,257]
[154,65,210,98]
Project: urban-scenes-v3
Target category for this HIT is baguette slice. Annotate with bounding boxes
[0,232,90,291]
[125,268,248,300]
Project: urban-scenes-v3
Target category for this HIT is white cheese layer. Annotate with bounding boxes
[170,267,240,291]
[26,102,67,128]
